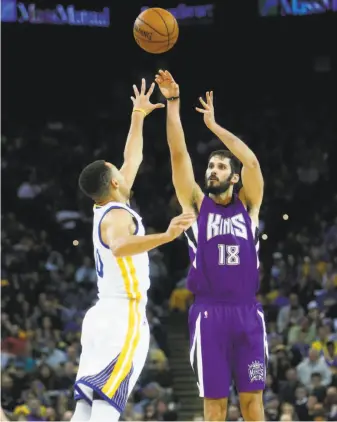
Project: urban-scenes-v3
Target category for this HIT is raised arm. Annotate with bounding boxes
[196,91,264,211]
[101,209,195,257]
[120,79,165,190]
[155,70,204,212]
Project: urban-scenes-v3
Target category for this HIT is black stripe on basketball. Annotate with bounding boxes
[137,17,167,37]
[169,17,176,36]
[135,37,177,54]
[152,8,170,50]
[133,35,178,44]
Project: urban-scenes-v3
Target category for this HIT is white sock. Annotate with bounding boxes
[89,400,120,421]
[71,399,92,421]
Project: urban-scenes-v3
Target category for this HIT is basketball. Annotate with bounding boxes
[133,8,179,54]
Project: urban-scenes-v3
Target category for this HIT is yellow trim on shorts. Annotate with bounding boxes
[102,257,142,399]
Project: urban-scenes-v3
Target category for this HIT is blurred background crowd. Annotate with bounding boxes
[1,0,336,420]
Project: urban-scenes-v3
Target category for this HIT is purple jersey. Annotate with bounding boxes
[185,194,259,304]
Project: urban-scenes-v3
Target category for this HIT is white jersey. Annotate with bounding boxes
[92,201,150,305]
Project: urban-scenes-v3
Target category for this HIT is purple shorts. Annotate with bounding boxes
[189,299,267,398]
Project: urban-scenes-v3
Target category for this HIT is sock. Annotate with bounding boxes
[89,399,120,422]
[71,399,92,421]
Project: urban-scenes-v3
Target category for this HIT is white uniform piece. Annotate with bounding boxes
[74,202,150,414]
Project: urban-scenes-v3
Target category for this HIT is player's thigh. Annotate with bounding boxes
[126,320,150,391]
[233,306,267,393]
[78,301,149,408]
[76,303,131,381]
[189,303,231,399]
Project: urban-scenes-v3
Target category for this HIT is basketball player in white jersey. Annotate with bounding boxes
[72,79,195,422]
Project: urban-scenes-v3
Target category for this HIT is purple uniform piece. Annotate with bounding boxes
[185,194,267,398]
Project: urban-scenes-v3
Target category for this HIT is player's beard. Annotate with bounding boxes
[205,173,233,195]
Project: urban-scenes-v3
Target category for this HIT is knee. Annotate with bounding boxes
[240,392,264,421]
[204,399,227,421]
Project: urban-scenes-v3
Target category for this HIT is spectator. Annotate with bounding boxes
[297,348,332,387]
[1,13,335,419]
[277,293,305,334]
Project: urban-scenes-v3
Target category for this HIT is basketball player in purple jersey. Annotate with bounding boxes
[155,70,265,421]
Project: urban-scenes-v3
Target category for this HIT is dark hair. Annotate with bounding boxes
[311,372,322,378]
[208,150,241,174]
[78,160,112,201]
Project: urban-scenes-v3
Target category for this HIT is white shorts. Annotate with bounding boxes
[74,298,149,413]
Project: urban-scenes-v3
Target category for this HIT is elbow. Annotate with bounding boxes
[110,241,123,258]
[170,150,188,162]
[245,158,259,170]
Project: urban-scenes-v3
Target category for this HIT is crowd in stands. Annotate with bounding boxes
[1,37,336,419]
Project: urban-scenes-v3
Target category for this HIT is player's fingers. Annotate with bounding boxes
[147,82,155,97]
[178,222,193,230]
[141,78,146,95]
[206,91,211,105]
[153,103,166,109]
[175,216,195,225]
[133,84,140,97]
[210,91,214,102]
[182,212,195,217]
[177,212,195,219]
[195,107,207,114]
[159,69,165,76]
[199,97,209,109]
[175,218,194,225]
[165,70,174,81]
[130,96,135,104]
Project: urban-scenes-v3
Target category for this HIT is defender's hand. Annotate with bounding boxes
[165,213,195,241]
[155,70,180,99]
[131,78,165,116]
[196,91,216,129]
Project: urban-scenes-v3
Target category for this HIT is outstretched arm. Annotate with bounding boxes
[156,70,204,212]
[120,79,165,190]
[101,209,195,257]
[196,91,264,210]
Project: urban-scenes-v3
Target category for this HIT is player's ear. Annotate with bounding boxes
[111,178,119,190]
[231,173,240,185]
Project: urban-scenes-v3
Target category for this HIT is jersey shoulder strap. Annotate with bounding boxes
[94,202,141,249]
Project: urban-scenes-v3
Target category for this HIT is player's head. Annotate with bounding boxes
[205,150,240,195]
[78,160,129,203]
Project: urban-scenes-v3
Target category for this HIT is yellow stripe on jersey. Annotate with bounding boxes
[102,257,142,399]
[125,256,142,301]
[116,257,133,299]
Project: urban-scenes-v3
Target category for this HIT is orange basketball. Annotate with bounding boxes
[133,8,179,54]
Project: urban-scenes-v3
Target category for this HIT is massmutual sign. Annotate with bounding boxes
[1,0,110,27]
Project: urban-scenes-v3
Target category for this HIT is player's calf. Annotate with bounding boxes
[239,391,264,422]
[204,398,227,421]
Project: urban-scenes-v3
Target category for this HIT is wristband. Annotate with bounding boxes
[133,108,147,117]
[166,96,180,101]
